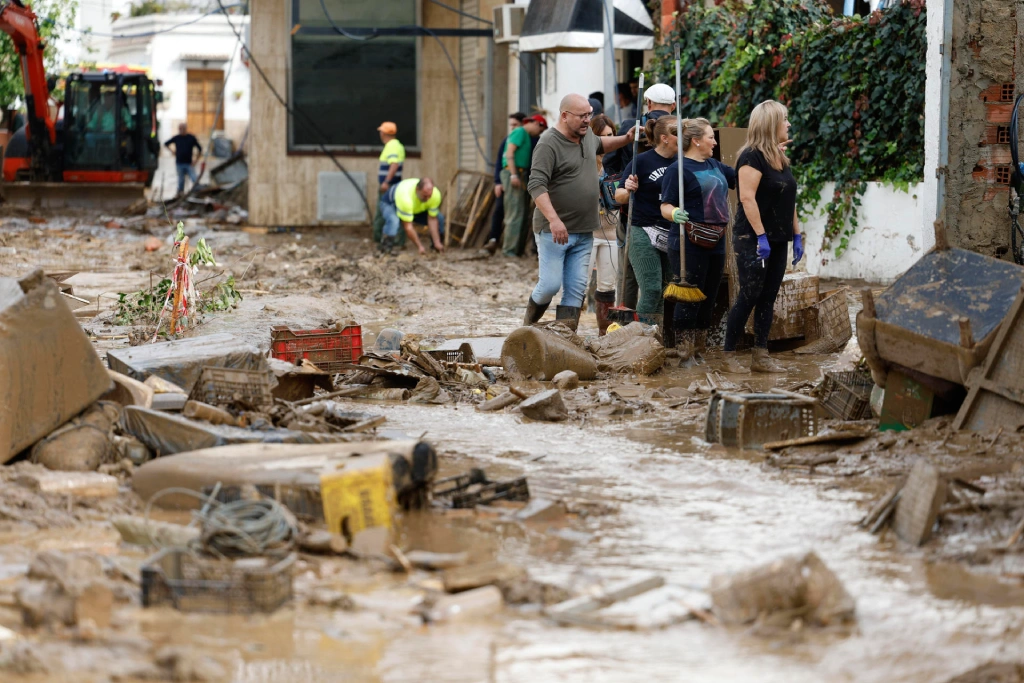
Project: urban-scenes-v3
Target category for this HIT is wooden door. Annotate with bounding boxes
[186,69,224,142]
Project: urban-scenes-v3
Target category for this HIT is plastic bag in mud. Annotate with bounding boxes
[586,322,665,375]
[107,333,266,394]
[120,406,358,456]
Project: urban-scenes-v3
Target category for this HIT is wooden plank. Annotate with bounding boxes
[762,429,872,451]
[460,179,485,247]
[545,576,665,617]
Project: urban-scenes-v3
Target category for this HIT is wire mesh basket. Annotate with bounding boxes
[819,370,874,421]
[141,548,295,614]
[187,366,274,409]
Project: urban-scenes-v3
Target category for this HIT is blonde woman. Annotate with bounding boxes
[721,100,804,374]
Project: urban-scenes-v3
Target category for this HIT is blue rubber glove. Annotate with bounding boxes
[671,207,689,224]
[756,233,771,260]
[792,234,804,265]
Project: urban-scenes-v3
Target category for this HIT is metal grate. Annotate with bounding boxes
[996,165,1012,185]
[1002,83,1016,102]
[317,172,366,222]
[998,126,1012,144]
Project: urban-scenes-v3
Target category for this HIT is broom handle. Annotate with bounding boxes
[617,73,644,308]
[675,46,687,285]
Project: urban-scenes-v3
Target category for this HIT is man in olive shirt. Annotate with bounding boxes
[501,116,545,257]
[524,93,634,329]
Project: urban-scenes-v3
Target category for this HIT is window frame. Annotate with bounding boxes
[287,0,423,154]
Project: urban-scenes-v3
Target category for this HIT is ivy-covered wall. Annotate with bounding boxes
[652,0,927,260]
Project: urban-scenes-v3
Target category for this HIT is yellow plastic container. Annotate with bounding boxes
[320,454,396,542]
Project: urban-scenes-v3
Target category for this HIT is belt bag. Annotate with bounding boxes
[685,220,726,249]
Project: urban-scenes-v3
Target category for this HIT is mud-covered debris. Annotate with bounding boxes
[546,576,664,620]
[552,370,579,391]
[17,550,117,629]
[16,470,119,498]
[502,326,598,381]
[511,497,566,523]
[443,561,526,593]
[154,646,227,682]
[945,661,1024,683]
[101,369,154,408]
[708,551,855,627]
[894,459,947,546]
[426,585,503,623]
[405,550,470,570]
[306,587,357,610]
[297,529,348,555]
[519,389,568,421]
[31,401,120,472]
[588,322,665,375]
[112,515,200,548]
[476,389,521,412]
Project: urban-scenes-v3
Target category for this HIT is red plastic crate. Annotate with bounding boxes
[270,325,362,373]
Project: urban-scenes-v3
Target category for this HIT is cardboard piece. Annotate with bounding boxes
[0,270,112,462]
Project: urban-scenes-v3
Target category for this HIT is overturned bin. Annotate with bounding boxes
[705,391,817,449]
[0,270,112,462]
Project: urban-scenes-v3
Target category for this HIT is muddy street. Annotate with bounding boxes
[1,217,1023,682]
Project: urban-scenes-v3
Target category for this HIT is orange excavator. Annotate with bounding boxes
[0,0,162,209]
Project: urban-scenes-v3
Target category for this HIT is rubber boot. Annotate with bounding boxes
[555,305,581,332]
[751,347,786,373]
[524,298,549,326]
[637,313,664,344]
[378,235,395,255]
[720,350,750,374]
[676,329,695,361]
[694,329,708,355]
[595,290,615,336]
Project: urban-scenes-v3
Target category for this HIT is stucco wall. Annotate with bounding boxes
[802,182,926,284]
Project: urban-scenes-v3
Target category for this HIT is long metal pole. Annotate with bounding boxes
[603,0,619,122]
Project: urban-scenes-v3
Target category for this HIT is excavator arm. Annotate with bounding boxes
[0,0,57,178]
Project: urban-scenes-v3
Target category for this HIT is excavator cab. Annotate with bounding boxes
[62,72,160,185]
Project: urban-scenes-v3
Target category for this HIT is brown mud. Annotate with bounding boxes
[0,216,1023,681]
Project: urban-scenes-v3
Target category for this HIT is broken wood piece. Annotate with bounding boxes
[297,530,348,554]
[546,576,665,616]
[476,391,522,412]
[16,471,119,498]
[342,416,386,433]
[1006,514,1024,548]
[893,459,947,545]
[860,481,904,529]
[291,385,369,407]
[390,544,413,574]
[509,386,532,400]
[762,430,871,451]
[111,515,200,548]
[442,561,525,593]
[404,550,470,570]
[183,400,239,426]
[869,492,901,535]
[952,478,987,495]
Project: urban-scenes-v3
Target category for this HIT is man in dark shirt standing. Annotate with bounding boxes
[165,124,202,196]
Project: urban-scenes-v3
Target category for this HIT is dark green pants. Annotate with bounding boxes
[628,227,671,316]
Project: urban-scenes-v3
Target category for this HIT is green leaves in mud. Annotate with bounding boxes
[652,0,926,260]
[115,278,172,326]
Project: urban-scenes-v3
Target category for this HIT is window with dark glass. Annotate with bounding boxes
[290,0,418,151]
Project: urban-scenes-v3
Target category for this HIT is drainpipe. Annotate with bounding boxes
[843,0,855,16]
[935,0,953,227]
[603,0,619,123]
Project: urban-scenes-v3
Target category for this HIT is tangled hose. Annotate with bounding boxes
[145,486,296,558]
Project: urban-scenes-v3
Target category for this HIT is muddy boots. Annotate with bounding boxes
[751,347,786,373]
[720,350,750,374]
[676,330,696,361]
[694,330,708,356]
[378,235,395,255]
[637,313,664,344]
[595,290,615,336]
[555,305,582,332]
[524,298,550,325]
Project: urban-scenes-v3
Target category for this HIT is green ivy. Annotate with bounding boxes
[652,0,926,258]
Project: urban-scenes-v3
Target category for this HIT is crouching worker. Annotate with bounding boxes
[379,177,445,255]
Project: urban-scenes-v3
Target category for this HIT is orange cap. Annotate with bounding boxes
[377,121,398,135]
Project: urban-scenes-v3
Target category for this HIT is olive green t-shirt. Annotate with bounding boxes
[527,127,605,234]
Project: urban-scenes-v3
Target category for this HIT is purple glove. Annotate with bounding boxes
[792,234,804,265]
[756,233,771,260]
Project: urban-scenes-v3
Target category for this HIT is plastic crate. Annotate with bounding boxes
[270,325,363,374]
[141,548,295,614]
[426,342,477,365]
[800,288,853,354]
[188,366,274,409]
[819,371,874,421]
[706,391,817,449]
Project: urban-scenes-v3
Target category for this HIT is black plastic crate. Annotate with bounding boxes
[141,548,294,614]
[188,366,274,409]
[819,371,874,421]
[426,342,477,365]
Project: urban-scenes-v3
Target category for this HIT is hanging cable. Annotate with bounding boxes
[215,0,372,218]
[315,1,492,166]
[53,3,243,39]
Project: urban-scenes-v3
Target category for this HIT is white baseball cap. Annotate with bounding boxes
[644,83,676,105]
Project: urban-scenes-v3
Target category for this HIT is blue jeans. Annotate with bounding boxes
[381,200,445,240]
[530,231,594,308]
[176,163,198,194]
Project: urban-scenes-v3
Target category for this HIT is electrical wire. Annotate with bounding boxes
[52,3,243,39]
[315,1,493,166]
[215,0,373,217]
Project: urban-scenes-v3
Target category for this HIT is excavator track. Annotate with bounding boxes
[0,182,148,211]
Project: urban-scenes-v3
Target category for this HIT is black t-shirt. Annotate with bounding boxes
[603,109,671,175]
[660,158,736,255]
[734,148,797,242]
[166,134,202,165]
[622,148,674,229]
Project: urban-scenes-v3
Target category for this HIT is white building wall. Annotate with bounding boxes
[802,182,926,284]
[107,14,250,145]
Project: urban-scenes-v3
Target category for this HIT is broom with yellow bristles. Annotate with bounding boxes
[663,45,706,305]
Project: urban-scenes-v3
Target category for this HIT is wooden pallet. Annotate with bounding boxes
[953,284,1024,431]
[443,170,495,249]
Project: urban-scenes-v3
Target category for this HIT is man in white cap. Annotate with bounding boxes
[603,82,676,175]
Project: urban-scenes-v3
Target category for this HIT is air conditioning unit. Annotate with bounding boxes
[493,4,526,44]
